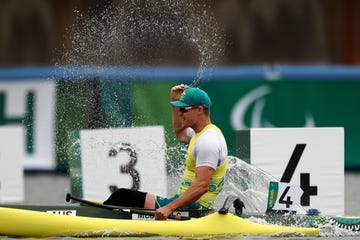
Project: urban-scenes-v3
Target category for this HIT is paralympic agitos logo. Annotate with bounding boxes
[230,85,316,130]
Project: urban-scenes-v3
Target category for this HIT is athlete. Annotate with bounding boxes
[104,84,228,220]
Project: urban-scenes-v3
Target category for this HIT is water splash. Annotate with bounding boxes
[215,157,360,236]
[216,156,307,214]
[55,0,224,170]
[59,0,224,84]
[166,155,305,213]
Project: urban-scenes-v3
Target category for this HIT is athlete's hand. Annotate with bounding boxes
[171,84,188,101]
[155,206,173,220]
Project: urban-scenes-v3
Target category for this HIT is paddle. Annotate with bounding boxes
[65,193,190,220]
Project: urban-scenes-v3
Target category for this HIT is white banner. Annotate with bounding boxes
[79,126,168,200]
[0,126,24,202]
[249,127,344,215]
[0,80,56,170]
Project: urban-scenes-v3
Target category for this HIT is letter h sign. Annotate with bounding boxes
[0,91,35,154]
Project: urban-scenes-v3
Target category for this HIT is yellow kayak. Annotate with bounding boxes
[0,206,319,238]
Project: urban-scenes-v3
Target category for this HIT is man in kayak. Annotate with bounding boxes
[104,84,228,220]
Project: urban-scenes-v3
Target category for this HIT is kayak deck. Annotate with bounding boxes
[0,206,319,238]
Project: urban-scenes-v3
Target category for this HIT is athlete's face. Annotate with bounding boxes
[179,105,202,128]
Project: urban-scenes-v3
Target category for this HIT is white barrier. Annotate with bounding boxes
[71,126,168,201]
[0,81,56,170]
[0,126,24,202]
[237,127,344,215]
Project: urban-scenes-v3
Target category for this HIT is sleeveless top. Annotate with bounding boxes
[177,124,228,209]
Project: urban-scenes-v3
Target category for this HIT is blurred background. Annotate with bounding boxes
[0,0,359,66]
[0,0,359,215]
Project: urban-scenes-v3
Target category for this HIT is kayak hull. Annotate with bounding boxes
[0,206,319,238]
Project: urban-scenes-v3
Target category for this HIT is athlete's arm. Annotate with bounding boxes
[171,84,189,143]
[155,166,214,220]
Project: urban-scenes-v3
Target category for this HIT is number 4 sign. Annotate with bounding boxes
[267,181,303,212]
[237,127,344,215]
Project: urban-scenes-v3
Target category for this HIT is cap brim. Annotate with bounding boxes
[170,100,191,108]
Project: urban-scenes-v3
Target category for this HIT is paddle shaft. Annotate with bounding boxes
[66,193,190,220]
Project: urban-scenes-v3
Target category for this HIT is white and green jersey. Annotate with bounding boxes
[178,124,228,209]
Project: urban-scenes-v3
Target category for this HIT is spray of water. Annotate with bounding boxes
[59,0,224,85]
[216,156,307,214]
[55,0,225,169]
[166,155,306,214]
[57,3,308,217]
[54,4,360,236]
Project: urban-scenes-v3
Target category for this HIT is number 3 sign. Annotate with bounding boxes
[72,126,168,201]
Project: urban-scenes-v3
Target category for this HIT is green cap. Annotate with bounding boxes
[170,87,211,109]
